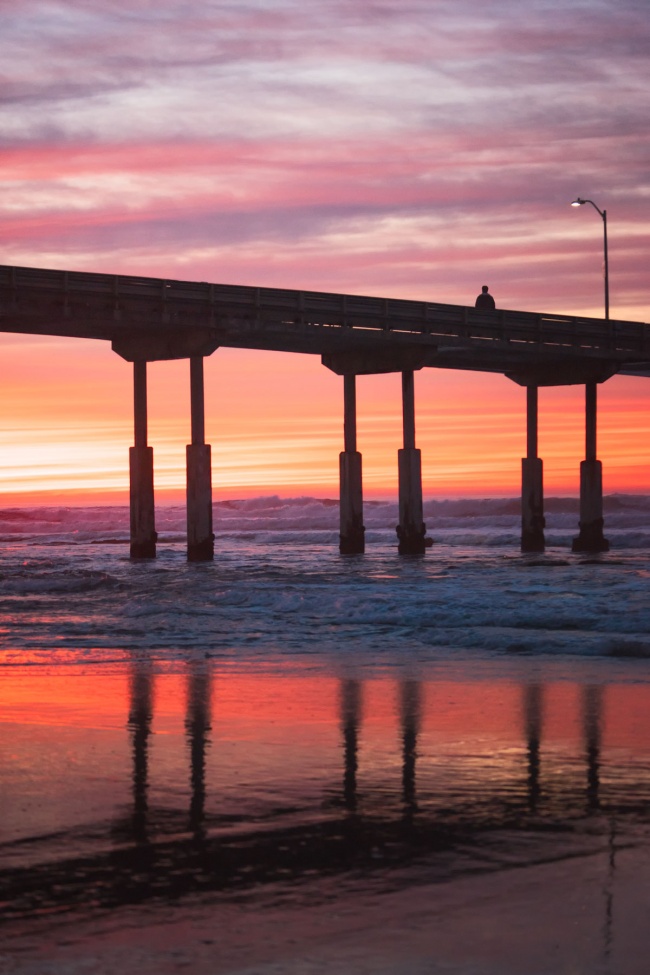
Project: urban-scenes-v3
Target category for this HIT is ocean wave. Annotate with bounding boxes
[0,567,117,595]
[0,493,647,539]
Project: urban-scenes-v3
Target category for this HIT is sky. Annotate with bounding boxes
[1,0,649,503]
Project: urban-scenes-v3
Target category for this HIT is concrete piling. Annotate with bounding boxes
[397,371,427,555]
[339,374,365,554]
[521,386,545,552]
[572,458,609,552]
[572,382,609,552]
[186,356,214,561]
[129,360,157,558]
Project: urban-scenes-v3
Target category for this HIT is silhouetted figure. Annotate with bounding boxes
[475,285,495,310]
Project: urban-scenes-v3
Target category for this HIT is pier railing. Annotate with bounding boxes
[1,264,649,364]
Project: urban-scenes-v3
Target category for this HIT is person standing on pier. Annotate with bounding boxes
[475,285,496,309]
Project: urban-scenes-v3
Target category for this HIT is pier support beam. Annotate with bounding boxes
[572,382,609,553]
[521,386,545,552]
[186,356,214,562]
[397,371,427,555]
[129,361,157,558]
[339,374,365,554]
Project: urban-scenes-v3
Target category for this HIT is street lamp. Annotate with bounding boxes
[570,196,610,554]
[571,198,609,320]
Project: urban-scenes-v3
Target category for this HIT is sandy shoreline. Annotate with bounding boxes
[3,665,650,974]
[4,827,650,975]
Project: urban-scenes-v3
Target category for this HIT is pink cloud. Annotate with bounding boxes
[1,1,648,323]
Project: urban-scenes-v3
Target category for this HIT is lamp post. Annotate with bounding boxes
[571,198,609,320]
[570,197,610,553]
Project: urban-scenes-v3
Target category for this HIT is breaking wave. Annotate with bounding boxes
[0,494,648,550]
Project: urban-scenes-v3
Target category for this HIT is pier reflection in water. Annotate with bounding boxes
[2,662,650,973]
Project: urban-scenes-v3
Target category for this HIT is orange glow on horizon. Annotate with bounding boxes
[0,338,648,505]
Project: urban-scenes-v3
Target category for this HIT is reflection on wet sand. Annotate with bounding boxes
[584,683,604,812]
[400,680,421,814]
[186,662,212,836]
[523,682,542,812]
[340,678,360,812]
[2,662,650,972]
[127,659,153,844]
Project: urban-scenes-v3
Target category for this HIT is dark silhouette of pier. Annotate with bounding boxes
[2,263,649,558]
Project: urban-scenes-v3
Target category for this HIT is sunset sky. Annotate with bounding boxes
[1,0,649,503]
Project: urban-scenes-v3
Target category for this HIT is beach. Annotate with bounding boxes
[2,498,650,972]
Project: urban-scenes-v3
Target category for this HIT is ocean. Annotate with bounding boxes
[1,493,649,665]
[2,495,650,974]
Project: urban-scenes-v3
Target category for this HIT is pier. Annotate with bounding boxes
[1,263,649,558]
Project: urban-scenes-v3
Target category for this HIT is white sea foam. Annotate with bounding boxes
[0,493,648,545]
[0,495,649,666]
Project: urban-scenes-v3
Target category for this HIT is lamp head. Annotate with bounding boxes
[571,198,586,207]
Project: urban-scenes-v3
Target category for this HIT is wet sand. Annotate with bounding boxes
[4,839,650,975]
[2,663,650,973]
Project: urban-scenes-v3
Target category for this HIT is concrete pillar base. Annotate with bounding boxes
[521,457,545,553]
[187,443,214,562]
[339,451,365,554]
[397,447,428,555]
[572,521,610,553]
[129,445,157,558]
[572,459,609,553]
